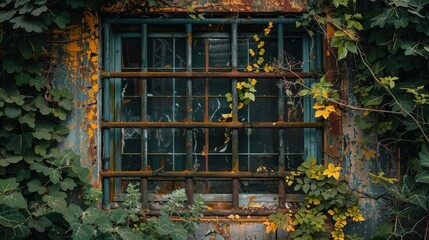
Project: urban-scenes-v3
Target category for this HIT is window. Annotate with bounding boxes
[101,18,323,213]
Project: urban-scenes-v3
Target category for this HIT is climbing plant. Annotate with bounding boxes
[289,0,429,239]
[264,159,365,240]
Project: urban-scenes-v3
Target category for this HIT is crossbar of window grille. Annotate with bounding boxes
[100,70,317,79]
[111,18,299,25]
[100,121,323,128]
[100,171,292,178]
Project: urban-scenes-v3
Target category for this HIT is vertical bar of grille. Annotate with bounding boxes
[102,23,111,207]
[231,23,239,209]
[114,34,122,196]
[303,33,317,162]
[204,38,209,194]
[185,24,194,205]
[277,23,286,208]
[141,24,148,207]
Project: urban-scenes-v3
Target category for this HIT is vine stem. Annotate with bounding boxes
[357,46,429,142]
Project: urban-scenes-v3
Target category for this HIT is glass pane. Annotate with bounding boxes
[239,155,278,172]
[197,155,231,171]
[122,38,141,68]
[148,180,186,194]
[239,180,278,194]
[192,38,231,71]
[209,38,230,69]
[284,37,303,70]
[148,38,173,70]
[238,36,277,71]
[122,128,141,153]
[194,180,232,194]
[148,155,185,171]
[122,155,141,170]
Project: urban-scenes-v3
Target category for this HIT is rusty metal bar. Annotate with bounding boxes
[111,18,299,25]
[100,70,316,79]
[231,23,239,210]
[146,209,295,216]
[140,24,149,208]
[185,24,194,206]
[277,23,286,209]
[101,121,323,129]
[101,170,291,178]
[102,22,111,207]
[204,38,210,194]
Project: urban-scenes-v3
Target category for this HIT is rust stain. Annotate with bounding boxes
[53,11,100,187]
[103,0,307,13]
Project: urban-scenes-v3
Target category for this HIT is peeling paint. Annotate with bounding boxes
[52,11,100,187]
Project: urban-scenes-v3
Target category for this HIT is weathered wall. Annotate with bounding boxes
[48,4,390,239]
[52,11,100,187]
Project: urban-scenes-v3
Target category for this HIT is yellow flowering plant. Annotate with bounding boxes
[225,22,274,112]
[264,158,365,240]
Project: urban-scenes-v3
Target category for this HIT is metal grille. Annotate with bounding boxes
[101,18,323,215]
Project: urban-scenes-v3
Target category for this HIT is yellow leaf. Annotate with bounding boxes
[206,205,212,210]
[323,163,342,180]
[322,89,329,98]
[364,149,376,160]
[313,102,325,109]
[328,209,335,215]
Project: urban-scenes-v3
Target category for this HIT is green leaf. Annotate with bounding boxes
[19,114,35,128]
[345,41,358,54]
[30,75,46,92]
[53,11,70,29]
[59,99,73,111]
[35,96,51,115]
[64,204,83,224]
[157,215,175,235]
[59,177,77,191]
[302,184,310,193]
[43,192,67,214]
[15,71,31,85]
[0,10,16,23]
[117,227,140,240]
[2,119,17,131]
[19,3,34,14]
[0,178,19,193]
[0,192,27,209]
[244,92,255,101]
[53,108,67,120]
[18,40,33,59]
[415,171,429,184]
[2,59,22,73]
[409,193,427,210]
[109,209,128,223]
[72,224,95,240]
[4,106,22,119]
[10,15,47,33]
[82,207,106,224]
[31,5,48,16]
[171,223,188,240]
[49,169,61,184]
[33,128,52,140]
[362,95,383,107]
[0,156,23,167]
[27,179,46,194]
[338,46,348,60]
[0,205,25,228]
[419,144,429,167]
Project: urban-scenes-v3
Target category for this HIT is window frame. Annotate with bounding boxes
[101,18,323,214]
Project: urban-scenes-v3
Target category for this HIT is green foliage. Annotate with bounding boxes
[64,185,205,240]
[266,160,364,240]
[0,0,102,238]
[300,0,429,239]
